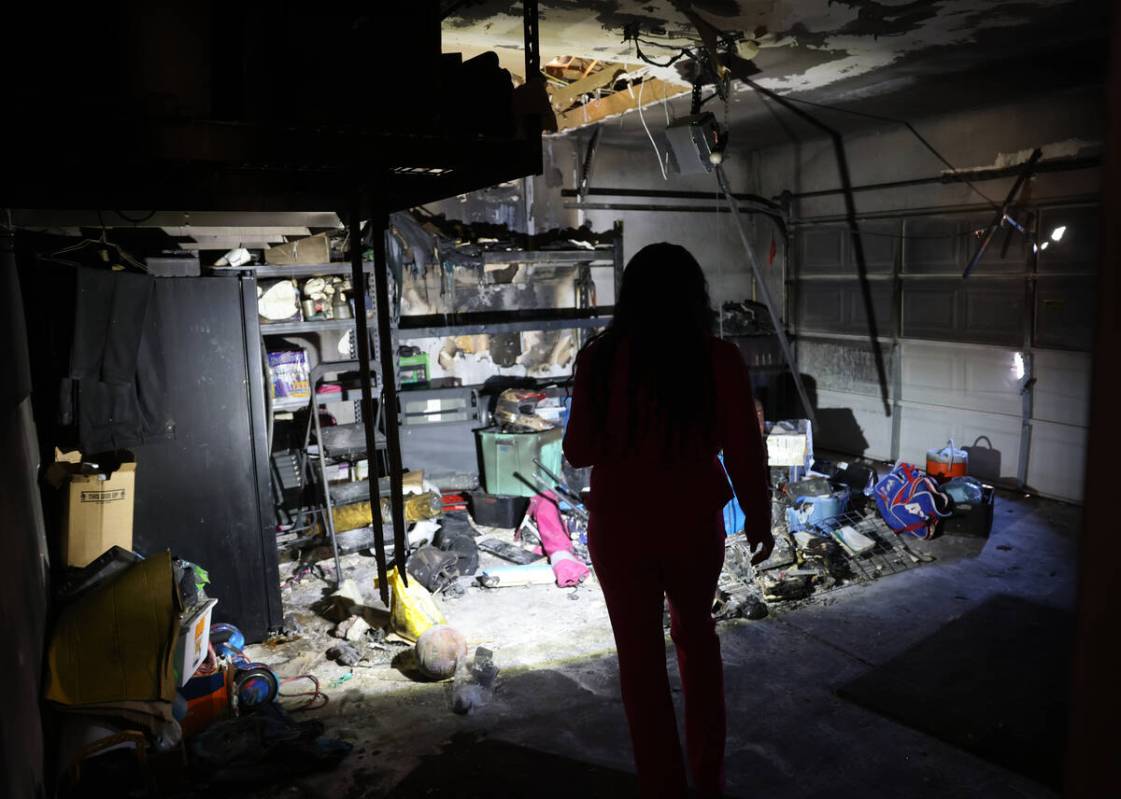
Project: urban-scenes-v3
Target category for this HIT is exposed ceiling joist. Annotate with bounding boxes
[554,77,689,132]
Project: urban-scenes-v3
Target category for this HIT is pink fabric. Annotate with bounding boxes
[529,491,590,588]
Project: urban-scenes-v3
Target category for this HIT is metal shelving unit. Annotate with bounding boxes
[262,317,377,335]
[396,237,623,344]
[252,256,394,581]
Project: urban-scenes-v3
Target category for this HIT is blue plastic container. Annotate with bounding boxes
[785,487,851,533]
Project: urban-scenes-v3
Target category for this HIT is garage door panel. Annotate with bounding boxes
[899,341,1022,416]
[1032,349,1092,427]
[815,388,893,460]
[1035,276,1096,351]
[797,227,846,275]
[905,216,1026,275]
[799,337,892,396]
[851,222,898,273]
[904,218,960,273]
[1027,420,1087,502]
[902,282,957,338]
[897,404,1022,480]
[796,280,894,334]
[796,281,847,330]
[902,280,1022,345]
[796,225,897,276]
[961,281,1024,345]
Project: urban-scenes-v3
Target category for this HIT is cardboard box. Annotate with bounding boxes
[766,419,814,469]
[173,599,218,687]
[264,233,331,265]
[48,451,137,568]
[46,551,178,706]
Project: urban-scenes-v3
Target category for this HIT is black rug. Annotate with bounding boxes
[385,734,640,798]
[837,594,1073,790]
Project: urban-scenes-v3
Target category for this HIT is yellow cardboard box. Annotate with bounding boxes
[48,450,137,568]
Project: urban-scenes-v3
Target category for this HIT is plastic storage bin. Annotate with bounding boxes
[469,492,530,528]
[785,487,851,533]
[476,427,563,498]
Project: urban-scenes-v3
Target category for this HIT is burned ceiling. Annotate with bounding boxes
[444,0,1108,136]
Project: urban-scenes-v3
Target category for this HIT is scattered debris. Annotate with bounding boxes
[326,643,364,667]
[333,615,372,642]
[452,647,500,715]
[330,672,354,689]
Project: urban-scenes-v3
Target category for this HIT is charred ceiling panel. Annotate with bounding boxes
[443,0,1102,143]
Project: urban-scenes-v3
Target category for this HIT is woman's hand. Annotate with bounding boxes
[746,527,775,566]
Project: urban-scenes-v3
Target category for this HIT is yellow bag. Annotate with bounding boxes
[388,566,446,642]
[322,492,442,535]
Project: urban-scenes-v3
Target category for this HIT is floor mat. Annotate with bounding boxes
[385,734,640,798]
[836,594,1072,790]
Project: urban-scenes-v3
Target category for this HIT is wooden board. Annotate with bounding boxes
[555,78,690,132]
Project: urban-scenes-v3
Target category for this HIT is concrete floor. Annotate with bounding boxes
[242,491,1079,798]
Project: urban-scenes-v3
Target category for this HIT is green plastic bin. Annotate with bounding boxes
[476,426,564,497]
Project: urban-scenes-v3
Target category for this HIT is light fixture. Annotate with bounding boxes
[1050,225,1067,242]
[1041,241,1050,251]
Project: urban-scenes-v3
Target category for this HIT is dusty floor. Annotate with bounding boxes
[239,491,1079,798]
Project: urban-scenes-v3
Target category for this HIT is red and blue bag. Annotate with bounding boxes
[873,462,951,539]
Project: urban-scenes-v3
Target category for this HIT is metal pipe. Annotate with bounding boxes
[349,198,390,603]
[562,185,782,210]
[371,209,409,582]
[783,155,1099,202]
[716,165,817,429]
[734,73,891,417]
[962,148,1043,279]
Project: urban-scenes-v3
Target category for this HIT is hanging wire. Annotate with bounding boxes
[636,79,668,181]
[626,40,999,209]
[746,84,1000,209]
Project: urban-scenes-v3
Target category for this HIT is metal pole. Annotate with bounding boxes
[716,165,817,429]
[349,196,390,603]
[962,148,1042,279]
[371,208,409,582]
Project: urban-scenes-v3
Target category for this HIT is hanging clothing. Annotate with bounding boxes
[21,254,173,455]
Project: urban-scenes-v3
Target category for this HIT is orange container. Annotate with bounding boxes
[926,441,968,480]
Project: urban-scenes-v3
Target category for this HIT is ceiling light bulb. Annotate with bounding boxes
[1041,241,1050,250]
[1050,225,1066,242]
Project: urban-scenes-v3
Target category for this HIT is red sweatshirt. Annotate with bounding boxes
[564,336,771,537]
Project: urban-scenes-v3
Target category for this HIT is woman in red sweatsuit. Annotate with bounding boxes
[564,243,773,798]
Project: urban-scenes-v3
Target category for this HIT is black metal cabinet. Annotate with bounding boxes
[132,276,281,642]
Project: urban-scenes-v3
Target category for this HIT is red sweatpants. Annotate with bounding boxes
[589,509,727,798]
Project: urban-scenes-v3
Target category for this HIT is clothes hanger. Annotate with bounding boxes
[46,211,150,274]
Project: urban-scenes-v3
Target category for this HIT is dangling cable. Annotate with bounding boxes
[636,79,668,181]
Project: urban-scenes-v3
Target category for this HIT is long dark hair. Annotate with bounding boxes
[578,242,718,455]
